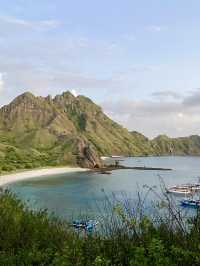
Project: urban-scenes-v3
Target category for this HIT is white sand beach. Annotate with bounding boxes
[0,167,89,187]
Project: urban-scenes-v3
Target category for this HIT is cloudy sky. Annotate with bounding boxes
[0,0,200,138]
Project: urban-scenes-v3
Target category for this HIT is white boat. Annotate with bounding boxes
[100,156,110,160]
[167,182,200,196]
[166,187,193,196]
[183,183,200,192]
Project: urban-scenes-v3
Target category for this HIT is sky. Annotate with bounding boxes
[0,0,200,138]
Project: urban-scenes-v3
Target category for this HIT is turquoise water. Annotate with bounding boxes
[7,156,200,219]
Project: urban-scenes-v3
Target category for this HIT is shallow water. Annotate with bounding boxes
[7,156,200,219]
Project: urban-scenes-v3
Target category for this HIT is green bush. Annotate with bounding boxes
[0,190,200,265]
[1,165,16,172]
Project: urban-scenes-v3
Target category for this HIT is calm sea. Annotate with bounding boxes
[7,156,200,219]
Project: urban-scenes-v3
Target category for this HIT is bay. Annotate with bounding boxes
[7,156,200,219]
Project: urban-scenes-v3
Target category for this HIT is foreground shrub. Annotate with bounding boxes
[0,189,200,265]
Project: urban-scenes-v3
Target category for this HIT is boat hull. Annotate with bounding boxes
[166,190,192,196]
[181,200,200,208]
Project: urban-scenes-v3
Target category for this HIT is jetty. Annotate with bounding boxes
[94,164,172,174]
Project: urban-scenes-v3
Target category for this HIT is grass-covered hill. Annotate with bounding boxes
[0,91,200,173]
[151,134,200,155]
[130,132,200,156]
[0,91,150,171]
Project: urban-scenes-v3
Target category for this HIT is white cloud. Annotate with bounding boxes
[151,90,182,101]
[0,73,5,93]
[147,25,168,33]
[71,89,78,97]
[102,89,200,138]
[130,64,157,73]
[0,15,61,30]
[178,113,183,118]
[123,34,136,41]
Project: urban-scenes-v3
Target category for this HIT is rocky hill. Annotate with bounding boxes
[0,91,151,171]
[0,91,200,172]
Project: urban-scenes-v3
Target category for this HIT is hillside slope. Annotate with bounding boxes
[0,91,200,172]
[0,91,151,172]
[130,132,200,156]
[151,135,200,155]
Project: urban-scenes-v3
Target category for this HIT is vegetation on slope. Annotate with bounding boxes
[1,190,200,265]
[151,134,200,155]
[130,132,200,156]
[0,91,151,173]
[0,91,200,173]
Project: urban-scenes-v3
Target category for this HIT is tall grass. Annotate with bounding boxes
[0,186,200,265]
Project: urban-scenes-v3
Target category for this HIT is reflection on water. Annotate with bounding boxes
[7,156,200,219]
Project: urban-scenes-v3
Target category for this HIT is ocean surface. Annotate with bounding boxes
[7,156,200,220]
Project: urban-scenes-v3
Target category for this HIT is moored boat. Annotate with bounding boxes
[72,220,99,232]
[181,199,200,208]
[167,183,200,196]
[167,187,193,196]
[177,183,200,192]
[100,156,110,160]
[187,183,200,192]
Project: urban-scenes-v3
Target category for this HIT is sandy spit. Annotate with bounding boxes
[0,167,89,186]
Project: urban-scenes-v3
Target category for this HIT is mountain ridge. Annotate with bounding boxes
[0,91,200,173]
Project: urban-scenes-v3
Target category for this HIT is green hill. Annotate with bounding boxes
[151,134,200,155]
[0,91,200,173]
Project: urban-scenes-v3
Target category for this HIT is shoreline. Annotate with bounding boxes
[0,167,89,187]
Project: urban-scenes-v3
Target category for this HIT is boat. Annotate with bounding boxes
[98,171,111,175]
[72,220,99,231]
[181,199,200,208]
[166,187,193,196]
[100,156,110,160]
[186,183,200,192]
[176,183,200,192]
[167,183,200,196]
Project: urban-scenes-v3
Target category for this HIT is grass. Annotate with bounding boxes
[1,186,200,265]
[0,144,76,175]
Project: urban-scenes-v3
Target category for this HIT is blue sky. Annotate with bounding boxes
[1,0,200,137]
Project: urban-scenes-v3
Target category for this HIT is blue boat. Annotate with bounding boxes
[72,220,99,232]
[181,199,200,208]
